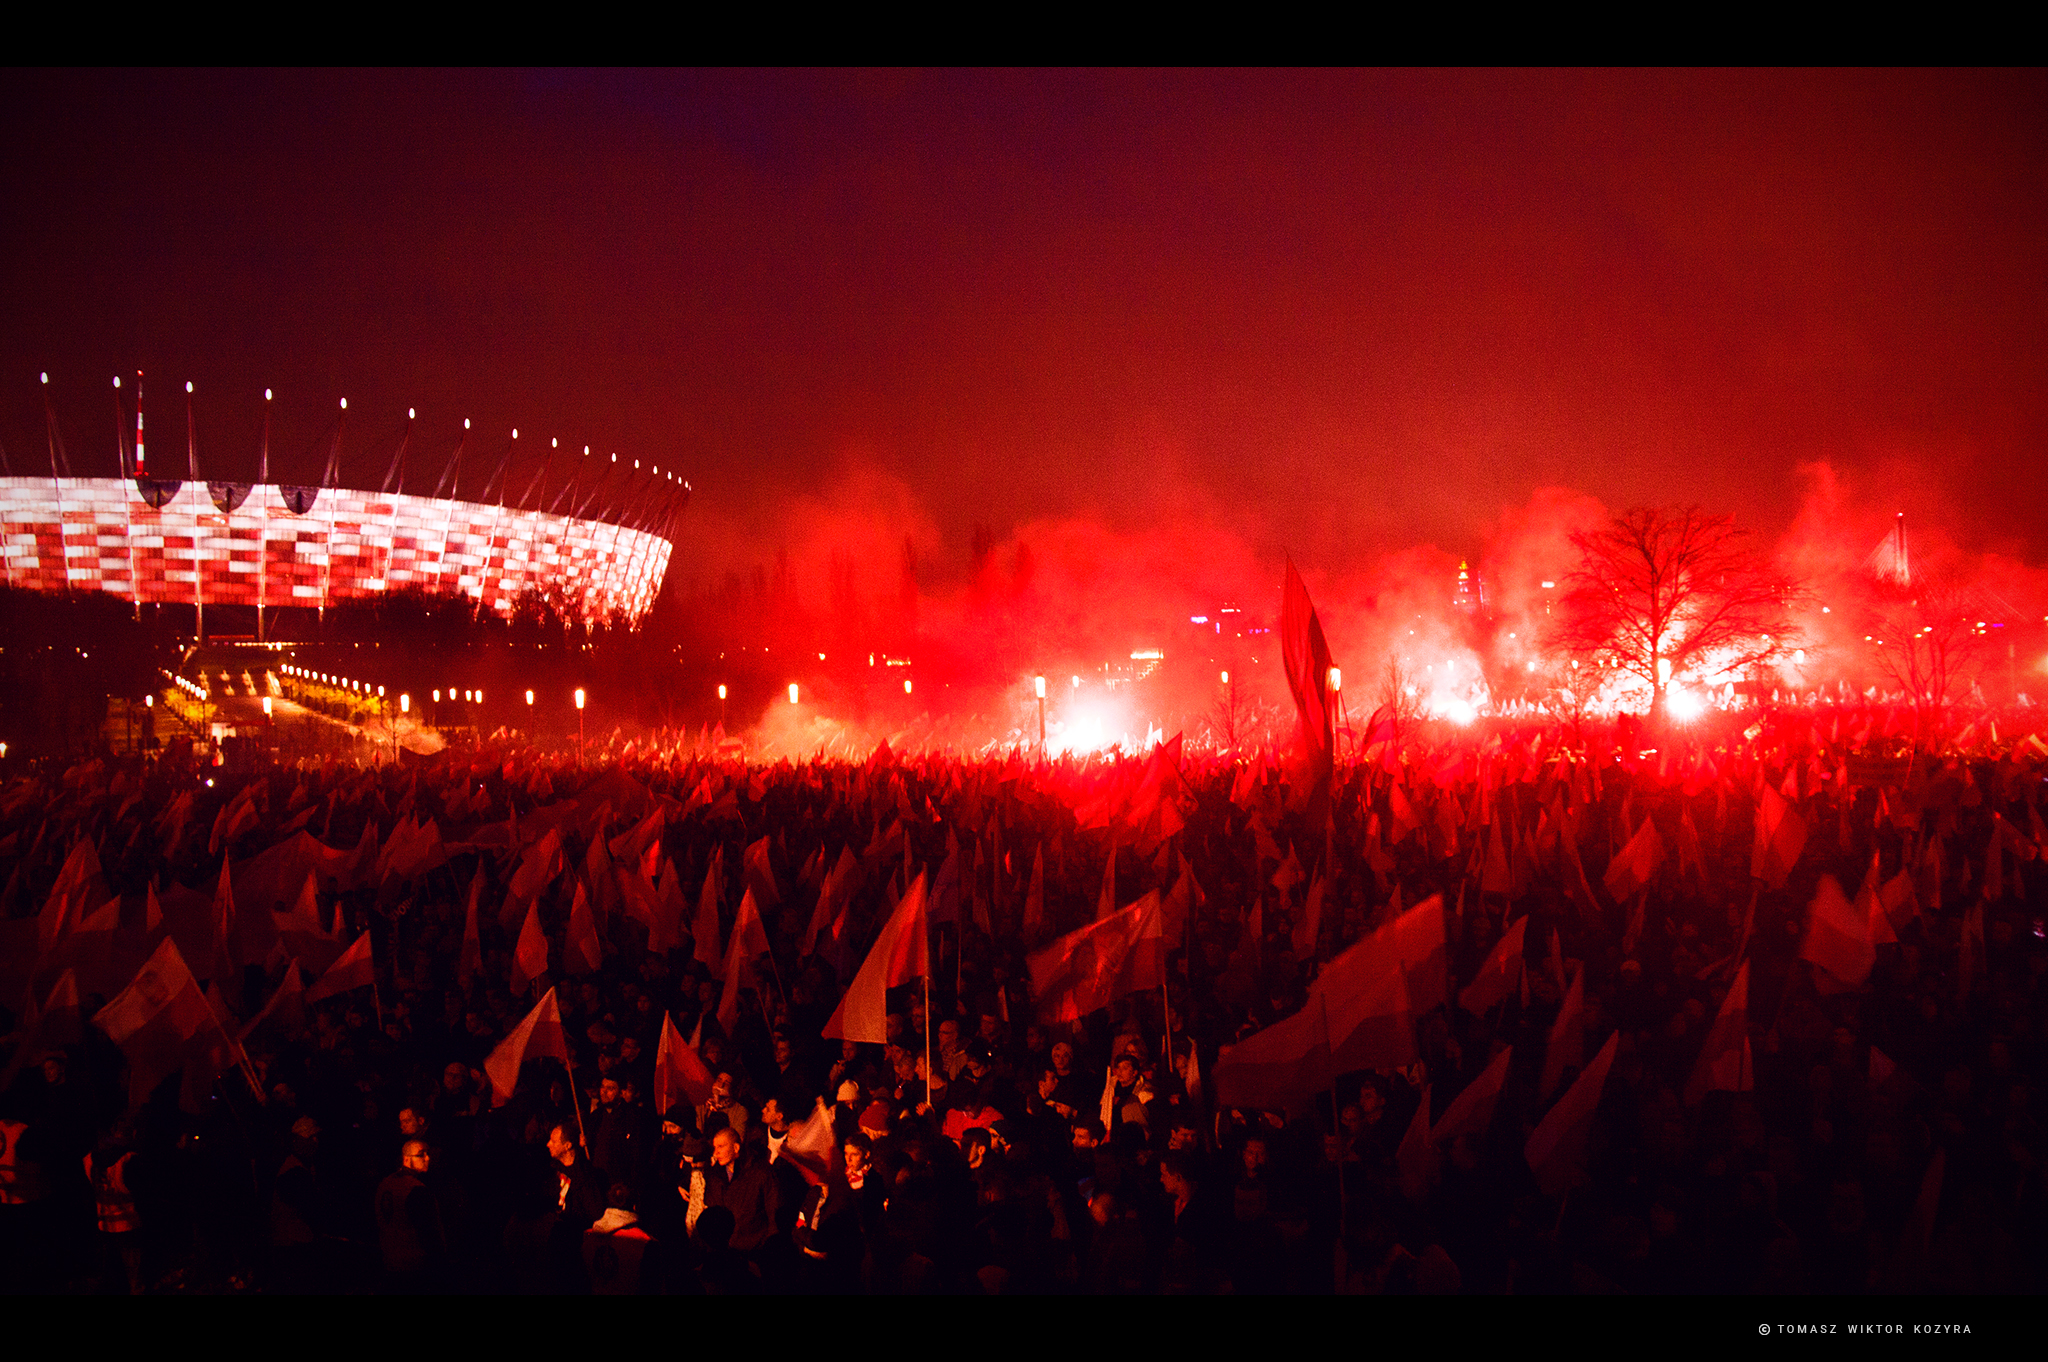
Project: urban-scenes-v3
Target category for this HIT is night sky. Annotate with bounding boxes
[5,69,2045,583]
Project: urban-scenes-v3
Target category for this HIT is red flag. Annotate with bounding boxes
[693,850,724,970]
[1458,916,1526,1016]
[1096,840,1120,921]
[209,856,237,979]
[512,899,548,994]
[509,828,564,900]
[1292,875,1325,961]
[1022,845,1046,940]
[1684,960,1752,1106]
[239,961,308,1043]
[650,857,688,955]
[654,1010,716,1113]
[305,931,374,1003]
[743,834,781,909]
[1799,874,1873,992]
[484,985,572,1107]
[1602,815,1663,903]
[1396,1084,1437,1202]
[1210,1001,1329,1116]
[1539,966,1586,1102]
[715,889,771,1035]
[92,938,239,1110]
[1026,889,1166,1023]
[773,1097,838,1187]
[1279,558,1335,814]
[804,847,859,954]
[566,883,602,976]
[1524,1030,1618,1197]
[1751,784,1807,890]
[822,872,928,1044]
[459,870,483,986]
[1356,892,1449,1015]
[1432,1044,1512,1146]
[1318,938,1417,1075]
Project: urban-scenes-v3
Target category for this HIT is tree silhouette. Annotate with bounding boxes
[1552,506,1798,718]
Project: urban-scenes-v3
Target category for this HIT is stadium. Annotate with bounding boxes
[1,383,685,631]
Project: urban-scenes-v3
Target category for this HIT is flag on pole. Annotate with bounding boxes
[1431,1044,1512,1147]
[566,882,602,976]
[1396,1084,1437,1202]
[1524,1030,1618,1197]
[239,961,308,1043]
[304,931,374,1003]
[655,1010,715,1114]
[693,850,724,970]
[822,872,929,1044]
[1603,815,1663,903]
[1538,966,1586,1102]
[715,889,771,1036]
[1458,916,1526,1016]
[512,899,548,995]
[773,1096,838,1186]
[1026,889,1166,1023]
[1799,874,1874,992]
[484,986,572,1107]
[92,938,240,1110]
[1751,784,1807,890]
[1683,960,1752,1106]
[459,872,483,985]
[1279,558,1335,821]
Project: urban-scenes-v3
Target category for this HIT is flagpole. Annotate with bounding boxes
[923,971,933,1116]
[566,1056,591,1151]
[1161,982,1173,1080]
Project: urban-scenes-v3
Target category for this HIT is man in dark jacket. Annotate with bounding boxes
[547,1122,607,1228]
[701,1125,779,1253]
[373,1139,446,1291]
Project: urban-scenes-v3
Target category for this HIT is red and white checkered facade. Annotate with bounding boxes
[0,477,672,625]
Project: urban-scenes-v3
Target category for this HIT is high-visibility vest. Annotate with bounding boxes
[85,1151,140,1234]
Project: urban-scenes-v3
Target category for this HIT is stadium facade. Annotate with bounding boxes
[0,476,675,626]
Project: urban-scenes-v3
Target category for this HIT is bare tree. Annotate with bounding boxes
[1863,580,1987,736]
[1375,656,1422,744]
[1210,672,1248,750]
[1552,506,1799,717]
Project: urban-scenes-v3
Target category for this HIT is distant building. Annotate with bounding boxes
[1454,560,1487,614]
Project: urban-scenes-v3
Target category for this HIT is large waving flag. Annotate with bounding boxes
[1280,559,1335,819]
[1684,960,1752,1106]
[655,1011,716,1113]
[484,986,573,1107]
[1432,1044,1513,1146]
[822,872,928,1044]
[93,938,242,1111]
[1525,1030,1618,1197]
[1800,874,1874,992]
[1026,889,1166,1023]
[305,931,374,1003]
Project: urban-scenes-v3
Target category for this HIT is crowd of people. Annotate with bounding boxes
[2,699,2045,1295]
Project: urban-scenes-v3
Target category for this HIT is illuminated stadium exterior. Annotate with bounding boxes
[0,476,677,626]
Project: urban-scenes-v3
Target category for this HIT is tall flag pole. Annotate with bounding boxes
[187,382,203,640]
[133,370,146,477]
[115,376,138,618]
[257,389,272,640]
[42,374,73,594]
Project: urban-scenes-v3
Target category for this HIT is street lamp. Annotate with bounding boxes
[904,678,913,695]
[1034,675,1046,753]
[788,683,799,705]
[717,683,727,727]
[575,687,586,764]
